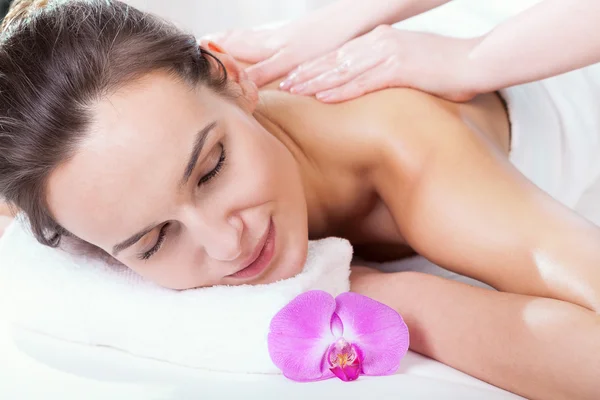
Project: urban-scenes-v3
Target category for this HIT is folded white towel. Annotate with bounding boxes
[0,217,352,373]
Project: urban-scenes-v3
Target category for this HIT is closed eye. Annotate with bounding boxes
[137,143,227,261]
[138,223,170,261]
[198,143,226,186]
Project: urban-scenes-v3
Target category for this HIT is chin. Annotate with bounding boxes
[262,235,308,284]
[271,256,305,282]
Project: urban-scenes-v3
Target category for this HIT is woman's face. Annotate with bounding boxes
[46,66,309,289]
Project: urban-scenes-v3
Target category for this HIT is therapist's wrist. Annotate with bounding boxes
[459,34,501,96]
[301,0,391,42]
[455,35,490,97]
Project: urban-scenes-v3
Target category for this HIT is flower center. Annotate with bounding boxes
[328,338,358,368]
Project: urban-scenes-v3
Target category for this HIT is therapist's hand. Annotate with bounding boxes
[204,17,359,88]
[281,26,482,103]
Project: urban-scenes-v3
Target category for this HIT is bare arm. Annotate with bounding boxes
[309,0,452,40]
[351,267,600,400]
[469,0,600,92]
[374,91,600,312]
[206,0,452,86]
[364,90,600,399]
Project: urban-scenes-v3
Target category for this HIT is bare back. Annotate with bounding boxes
[254,87,510,261]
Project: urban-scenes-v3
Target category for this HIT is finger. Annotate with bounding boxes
[281,33,374,90]
[280,52,340,90]
[315,60,399,103]
[246,50,298,88]
[289,57,382,96]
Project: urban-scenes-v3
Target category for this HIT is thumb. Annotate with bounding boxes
[246,50,298,88]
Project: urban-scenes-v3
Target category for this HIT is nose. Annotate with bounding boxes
[195,213,244,262]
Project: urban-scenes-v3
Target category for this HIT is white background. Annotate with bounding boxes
[123,0,542,37]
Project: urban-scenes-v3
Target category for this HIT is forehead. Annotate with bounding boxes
[46,72,220,246]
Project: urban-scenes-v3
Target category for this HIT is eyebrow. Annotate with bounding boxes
[179,121,218,188]
[112,224,156,257]
[111,121,217,257]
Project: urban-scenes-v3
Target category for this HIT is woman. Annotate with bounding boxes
[0,1,598,399]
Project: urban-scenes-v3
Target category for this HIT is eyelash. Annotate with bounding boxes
[137,144,227,261]
[198,143,226,186]
[139,223,170,261]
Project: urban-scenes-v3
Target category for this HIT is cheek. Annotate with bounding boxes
[241,131,307,217]
[123,248,214,290]
[227,133,287,200]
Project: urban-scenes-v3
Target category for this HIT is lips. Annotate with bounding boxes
[228,219,275,280]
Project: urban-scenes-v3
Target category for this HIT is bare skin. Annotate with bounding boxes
[0,202,13,237]
[256,63,600,400]
[1,49,599,399]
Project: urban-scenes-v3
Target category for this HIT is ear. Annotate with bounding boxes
[200,40,258,113]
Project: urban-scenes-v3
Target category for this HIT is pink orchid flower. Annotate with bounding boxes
[268,290,409,382]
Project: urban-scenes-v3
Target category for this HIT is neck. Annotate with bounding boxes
[252,102,328,237]
[252,93,373,239]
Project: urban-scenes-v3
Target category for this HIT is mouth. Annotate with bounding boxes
[228,218,275,280]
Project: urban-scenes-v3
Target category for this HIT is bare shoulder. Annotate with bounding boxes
[326,88,508,176]
[261,86,456,128]
[257,87,459,170]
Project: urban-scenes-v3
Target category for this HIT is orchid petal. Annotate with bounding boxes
[330,366,348,381]
[341,358,361,381]
[330,313,344,338]
[268,290,337,381]
[330,360,361,382]
[334,292,409,376]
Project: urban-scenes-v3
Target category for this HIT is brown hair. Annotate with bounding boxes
[0,0,228,257]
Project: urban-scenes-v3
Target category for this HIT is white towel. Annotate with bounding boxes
[0,217,352,373]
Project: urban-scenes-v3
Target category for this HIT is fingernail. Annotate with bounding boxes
[290,83,307,94]
[279,79,293,90]
[316,91,333,101]
[207,42,225,54]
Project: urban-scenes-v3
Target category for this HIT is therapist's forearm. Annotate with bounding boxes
[351,270,600,400]
[307,0,452,40]
[467,0,600,92]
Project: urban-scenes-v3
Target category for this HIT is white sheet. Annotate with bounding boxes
[0,222,518,399]
[0,274,521,400]
[0,216,518,399]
